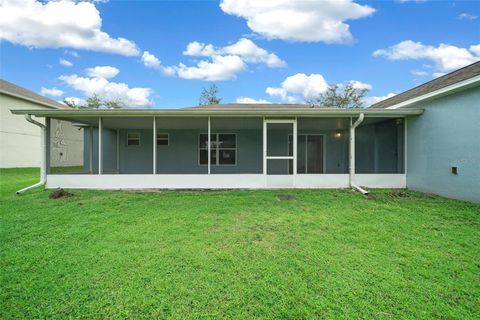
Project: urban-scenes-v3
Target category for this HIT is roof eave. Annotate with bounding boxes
[0,89,67,109]
[10,108,424,118]
[383,74,480,110]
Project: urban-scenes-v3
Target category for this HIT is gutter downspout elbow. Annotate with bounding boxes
[349,113,368,195]
[16,114,47,195]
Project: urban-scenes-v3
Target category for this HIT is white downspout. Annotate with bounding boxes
[16,114,47,195]
[349,113,368,195]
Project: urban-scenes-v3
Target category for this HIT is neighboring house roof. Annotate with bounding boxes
[0,79,70,109]
[370,61,480,109]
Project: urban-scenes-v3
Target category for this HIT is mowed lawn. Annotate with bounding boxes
[1,169,479,319]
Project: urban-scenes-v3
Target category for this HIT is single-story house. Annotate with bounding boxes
[10,62,480,203]
[0,80,83,168]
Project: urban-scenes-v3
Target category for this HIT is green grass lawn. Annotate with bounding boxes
[1,168,479,319]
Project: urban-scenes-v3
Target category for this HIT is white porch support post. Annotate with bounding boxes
[116,129,120,173]
[207,116,211,174]
[153,117,157,174]
[89,125,93,174]
[262,117,266,175]
[293,117,297,176]
[349,113,368,195]
[404,117,408,174]
[98,117,103,175]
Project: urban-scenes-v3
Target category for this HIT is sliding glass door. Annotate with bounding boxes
[289,135,325,174]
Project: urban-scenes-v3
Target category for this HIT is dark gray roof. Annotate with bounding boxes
[370,61,480,109]
[0,79,70,109]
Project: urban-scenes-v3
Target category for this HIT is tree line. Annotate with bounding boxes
[65,83,368,109]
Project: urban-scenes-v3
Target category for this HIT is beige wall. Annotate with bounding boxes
[49,119,84,168]
[0,94,84,168]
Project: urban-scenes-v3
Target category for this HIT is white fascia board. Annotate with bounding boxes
[386,75,480,109]
[11,108,424,118]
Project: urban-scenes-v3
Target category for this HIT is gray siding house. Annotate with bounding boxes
[11,62,480,203]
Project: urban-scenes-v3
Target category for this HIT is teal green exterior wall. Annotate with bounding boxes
[406,86,480,203]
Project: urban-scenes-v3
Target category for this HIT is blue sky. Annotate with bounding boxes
[1,0,479,108]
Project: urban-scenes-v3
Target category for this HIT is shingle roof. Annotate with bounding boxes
[0,79,70,109]
[369,61,480,109]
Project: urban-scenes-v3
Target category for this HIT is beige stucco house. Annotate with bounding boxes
[0,79,84,168]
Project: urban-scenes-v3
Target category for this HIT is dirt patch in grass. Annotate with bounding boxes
[367,190,439,201]
[388,190,412,198]
[49,188,73,199]
[277,194,296,201]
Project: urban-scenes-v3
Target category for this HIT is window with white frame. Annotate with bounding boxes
[126,132,141,146]
[199,133,236,165]
[157,133,169,146]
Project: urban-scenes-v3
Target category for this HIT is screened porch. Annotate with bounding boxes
[43,114,406,189]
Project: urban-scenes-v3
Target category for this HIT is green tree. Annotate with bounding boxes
[64,94,126,109]
[307,83,369,109]
[85,94,102,109]
[63,98,78,108]
[199,84,221,106]
[103,99,126,109]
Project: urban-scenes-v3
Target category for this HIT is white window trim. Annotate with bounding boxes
[198,133,237,166]
[156,132,169,146]
[126,132,141,147]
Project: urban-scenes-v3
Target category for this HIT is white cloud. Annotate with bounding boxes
[224,38,286,68]
[373,40,480,74]
[219,0,375,43]
[265,87,296,103]
[410,70,428,76]
[59,71,153,108]
[184,38,286,68]
[142,51,161,68]
[59,58,73,67]
[236,97,271,104]
[142,38,284,81]
[349,80,372,91]
[141,51,176,76]
[175,55,246,81]
[64,50,80,58]
[364,92,396,106]
[40,87,64,97]
[267,73,329,102]
[174,38,284,81]
[85,66,120,79]
[63,96,85,106]
[266,73,373,104]
[183,42,216,57]
[458,13,477,20]
[0,0,139,56]
[470,44,480,56]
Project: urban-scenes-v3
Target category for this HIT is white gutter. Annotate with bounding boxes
[349,113,368,195]
[10,108,424,118]
[16,114,46,195]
